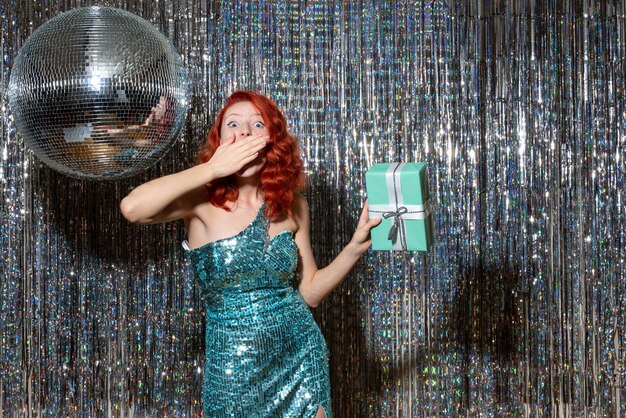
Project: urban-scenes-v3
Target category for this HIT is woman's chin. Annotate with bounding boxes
[236,158,266,178]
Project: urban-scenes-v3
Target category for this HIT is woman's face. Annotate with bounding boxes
[219,100,269,178]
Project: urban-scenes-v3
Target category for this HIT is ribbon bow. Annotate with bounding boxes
[382,206,408,244]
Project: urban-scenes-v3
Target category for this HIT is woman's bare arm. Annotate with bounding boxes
[119,164,215,224]
[294,196,381,308]
[120,133,267,224]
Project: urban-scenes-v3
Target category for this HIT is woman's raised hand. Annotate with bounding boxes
[205,133,268,179]
[348,200,382,256]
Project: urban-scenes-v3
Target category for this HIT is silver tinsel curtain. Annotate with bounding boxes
[1,0,625,416]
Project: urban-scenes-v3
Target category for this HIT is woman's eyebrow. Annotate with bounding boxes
[224,113,262,118]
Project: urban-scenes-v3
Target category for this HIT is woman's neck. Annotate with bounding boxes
[235,176,263,209]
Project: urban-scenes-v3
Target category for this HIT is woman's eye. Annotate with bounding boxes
[254,122,265,128]
[226,121,238,128]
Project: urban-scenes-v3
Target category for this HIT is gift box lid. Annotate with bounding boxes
[365,162,430,206]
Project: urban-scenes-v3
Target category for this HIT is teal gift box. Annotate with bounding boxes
[365,162,433,251]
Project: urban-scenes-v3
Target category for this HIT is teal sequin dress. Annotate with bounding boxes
[184,203,332,417]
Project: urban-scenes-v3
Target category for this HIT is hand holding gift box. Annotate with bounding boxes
[365,162,433,251]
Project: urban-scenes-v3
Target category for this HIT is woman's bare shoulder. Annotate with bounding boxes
[179,186,205,207]
[291,193,310,223]
[181,187,212,220]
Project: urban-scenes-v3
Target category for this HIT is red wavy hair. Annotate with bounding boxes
[197,91,304,219]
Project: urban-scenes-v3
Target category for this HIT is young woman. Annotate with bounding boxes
[120,91,380,417]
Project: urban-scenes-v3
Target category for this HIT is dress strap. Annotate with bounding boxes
[258,202,271,255]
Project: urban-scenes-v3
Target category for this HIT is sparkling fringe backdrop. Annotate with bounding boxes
[1,0,625,416]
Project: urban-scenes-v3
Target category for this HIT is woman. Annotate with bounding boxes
[120,91,380,417]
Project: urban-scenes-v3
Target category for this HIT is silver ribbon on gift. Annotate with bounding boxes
[368,163,431,250]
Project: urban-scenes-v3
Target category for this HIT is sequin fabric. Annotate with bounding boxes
[184,204,331,417]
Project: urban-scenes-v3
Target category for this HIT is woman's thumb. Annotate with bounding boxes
[223,132,236,145]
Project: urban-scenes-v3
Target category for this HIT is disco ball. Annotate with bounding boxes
[7,6,189,180]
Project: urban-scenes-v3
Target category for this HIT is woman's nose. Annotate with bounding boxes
[239,127,251,136]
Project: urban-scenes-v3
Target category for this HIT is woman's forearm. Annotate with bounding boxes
[120,134,268,224]
[120,163,215,223]
[298,242,362,308]
[296,201,380,308]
